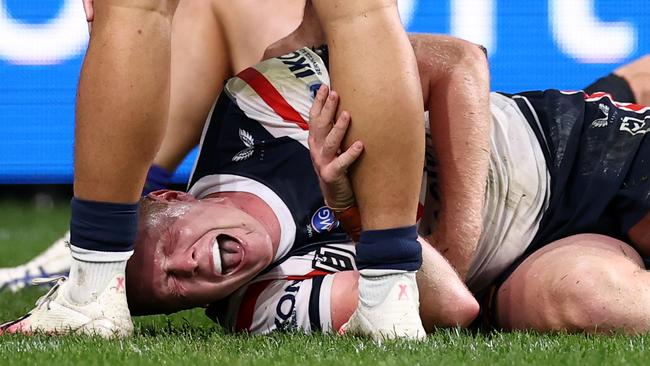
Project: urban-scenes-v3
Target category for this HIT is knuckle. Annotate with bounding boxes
[324,140,337,151]
[333,123,347,134]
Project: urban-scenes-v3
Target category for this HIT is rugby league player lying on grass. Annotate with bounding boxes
[4,30,650,335]
[1,28,491,335]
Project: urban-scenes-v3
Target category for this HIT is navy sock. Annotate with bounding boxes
[142,164,173,196]
[355,225,422,271]
[69,198,139,254]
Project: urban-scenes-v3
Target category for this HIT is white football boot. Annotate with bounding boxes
[0,231,72,293]
[0,275,133,337]
[339,271,425,342]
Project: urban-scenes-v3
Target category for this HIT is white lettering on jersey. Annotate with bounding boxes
[274,280,302,330]
[620,116,650,136]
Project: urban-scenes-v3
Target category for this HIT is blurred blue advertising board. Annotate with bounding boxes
[1,0,649,183]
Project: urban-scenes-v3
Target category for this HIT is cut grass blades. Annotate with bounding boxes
[1,199,650,365]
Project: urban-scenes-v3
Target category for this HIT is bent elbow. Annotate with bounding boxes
[443,292,480,328]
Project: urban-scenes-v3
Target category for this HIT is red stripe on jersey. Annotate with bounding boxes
[584,92,650,112]
[238,67,309,130]
[235,279,273,331]
[285,269,331,281]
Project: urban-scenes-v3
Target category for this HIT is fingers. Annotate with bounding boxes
[322,111,350,159]
[309,85,339,129]
[309,85,342,158]
[308,85,362,179]
[320,90,339,126]
[335,141,364,173]
[318,139,363,185]
[309,84,329,123]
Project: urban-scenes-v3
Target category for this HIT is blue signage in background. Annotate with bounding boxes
[1,0,649,183]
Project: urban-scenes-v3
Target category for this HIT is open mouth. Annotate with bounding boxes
[212,234,243,275]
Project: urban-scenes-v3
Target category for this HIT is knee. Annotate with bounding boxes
[547,261,643,333]
[442,291,480,328]
[422,284,480,330]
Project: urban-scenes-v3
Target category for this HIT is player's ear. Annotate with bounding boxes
[146,189,197,203]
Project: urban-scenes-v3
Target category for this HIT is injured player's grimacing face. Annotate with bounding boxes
[125,190,275,315]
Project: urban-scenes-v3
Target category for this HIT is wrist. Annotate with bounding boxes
[330,204,362,242]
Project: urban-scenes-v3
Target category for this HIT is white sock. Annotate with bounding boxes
[65,258,126,305]
[358,269,414,307]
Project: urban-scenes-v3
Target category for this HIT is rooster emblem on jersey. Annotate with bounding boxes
[232,129,255,162]
[590,103,610,128]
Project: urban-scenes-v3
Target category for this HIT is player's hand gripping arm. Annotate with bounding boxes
[309,82,480,330]
[308,85,364,241]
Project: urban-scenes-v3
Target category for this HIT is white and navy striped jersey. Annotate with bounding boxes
[188,47,356,334]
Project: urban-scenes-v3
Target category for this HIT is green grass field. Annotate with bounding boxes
[1,199,650,365]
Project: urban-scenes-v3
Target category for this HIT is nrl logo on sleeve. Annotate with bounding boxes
[620,116,650,136]
[310,206,340,234]
[313,246,356,272]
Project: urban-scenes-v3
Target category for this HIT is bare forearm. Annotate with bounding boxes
[330,238,479,332]
[412,35,491,278]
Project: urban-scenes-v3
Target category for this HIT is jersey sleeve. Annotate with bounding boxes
[209,274,336,335]
[202,196,356,335]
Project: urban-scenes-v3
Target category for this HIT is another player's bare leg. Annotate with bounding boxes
[145,0,305,194]
[145,0,231,193]
[496,234,650,334]
[1,0,177,337]
[311,0,426,340]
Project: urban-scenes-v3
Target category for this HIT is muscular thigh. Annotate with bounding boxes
[213,0,304,72]
[496,234,646,332]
